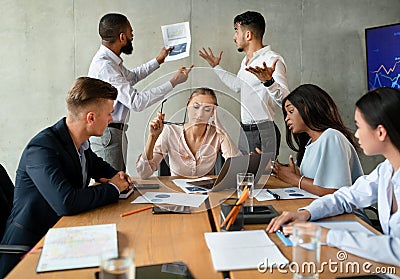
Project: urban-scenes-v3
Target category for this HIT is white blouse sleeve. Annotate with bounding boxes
[136,128,169,179]
[327,229,400,266]
[302,162,400,265]
[219,132,242,159]
[303,167,379,221]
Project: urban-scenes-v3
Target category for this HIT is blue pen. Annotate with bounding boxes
[276,230,292,246]
[267,189,280,200]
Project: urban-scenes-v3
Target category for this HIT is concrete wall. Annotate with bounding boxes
[1,0,399,180]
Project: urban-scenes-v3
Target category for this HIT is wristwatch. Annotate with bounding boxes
[262,77,275,87]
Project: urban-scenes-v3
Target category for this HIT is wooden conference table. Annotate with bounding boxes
[6,176,399,279]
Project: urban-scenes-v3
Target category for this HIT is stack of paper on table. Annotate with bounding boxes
[37,224,117,272]
[255,187,319,201]
[131,192,208,207]
[204,230,289,271]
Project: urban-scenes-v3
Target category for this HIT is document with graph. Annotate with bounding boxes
[161,22,191,61]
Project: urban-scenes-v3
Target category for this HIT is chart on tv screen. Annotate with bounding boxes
[366,23,400,90]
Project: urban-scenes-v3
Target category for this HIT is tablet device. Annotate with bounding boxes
[135,183,160,190]
[186,178,216,189]
[95,261,193,279]
[152,205,191,214]
[136,261,193,278]
[119,188,134,199]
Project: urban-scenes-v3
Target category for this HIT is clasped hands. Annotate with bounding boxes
[99,171,133,193]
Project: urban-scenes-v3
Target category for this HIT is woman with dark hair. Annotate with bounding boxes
[272,84,363,196]
[136,88,241,178]
[267,87,400,265]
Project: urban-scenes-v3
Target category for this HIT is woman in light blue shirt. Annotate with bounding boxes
[267,87,400,266]
[272,84,363,196]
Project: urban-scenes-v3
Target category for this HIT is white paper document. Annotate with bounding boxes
[277,220,376,246]
[161,22,191,61]
[131,191,208,207]
[255,187,319,201]
[317,220,376,235]
[37,224,117,272]
[172,177,214,193]
[204,230,289,271]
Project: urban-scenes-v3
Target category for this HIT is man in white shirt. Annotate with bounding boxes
[199,11,289,156]
[88,13,193,171]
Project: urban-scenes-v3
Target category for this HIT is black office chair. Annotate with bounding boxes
[354,206,382,233]
[0,163,30,253]
[214,152,225,175]
[158,156,171,176]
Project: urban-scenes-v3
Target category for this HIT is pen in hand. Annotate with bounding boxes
[267,189,280,200]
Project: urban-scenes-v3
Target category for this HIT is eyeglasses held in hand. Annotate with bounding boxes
[160,99,187,126]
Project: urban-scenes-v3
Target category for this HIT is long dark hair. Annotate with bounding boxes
[356,87,400,151]
[283,84,358,165]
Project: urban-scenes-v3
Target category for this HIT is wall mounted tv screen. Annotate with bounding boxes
[365,23,400,90]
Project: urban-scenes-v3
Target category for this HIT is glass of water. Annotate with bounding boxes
[100,248,135,279]
[236,172,254,205]
[292,223,321,279]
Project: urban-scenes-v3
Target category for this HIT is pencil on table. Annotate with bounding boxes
[120,205,153,217]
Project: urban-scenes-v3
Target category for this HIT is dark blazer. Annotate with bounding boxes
[0,164,14,238]
[0,118,120,276]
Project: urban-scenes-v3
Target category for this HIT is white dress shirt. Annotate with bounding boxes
[213,45,290,124]
[88,45,173,123]
[303,159,400,266]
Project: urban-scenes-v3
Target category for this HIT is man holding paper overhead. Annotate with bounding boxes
[0,77,132,278]
[88,13,193,171]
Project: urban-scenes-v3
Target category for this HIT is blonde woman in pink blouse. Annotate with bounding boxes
[136,88,241,178]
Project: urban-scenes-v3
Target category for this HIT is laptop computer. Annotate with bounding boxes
[187,152,274,191]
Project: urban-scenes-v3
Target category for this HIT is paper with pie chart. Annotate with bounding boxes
[255,187,319,201]
[131,192,208,207]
